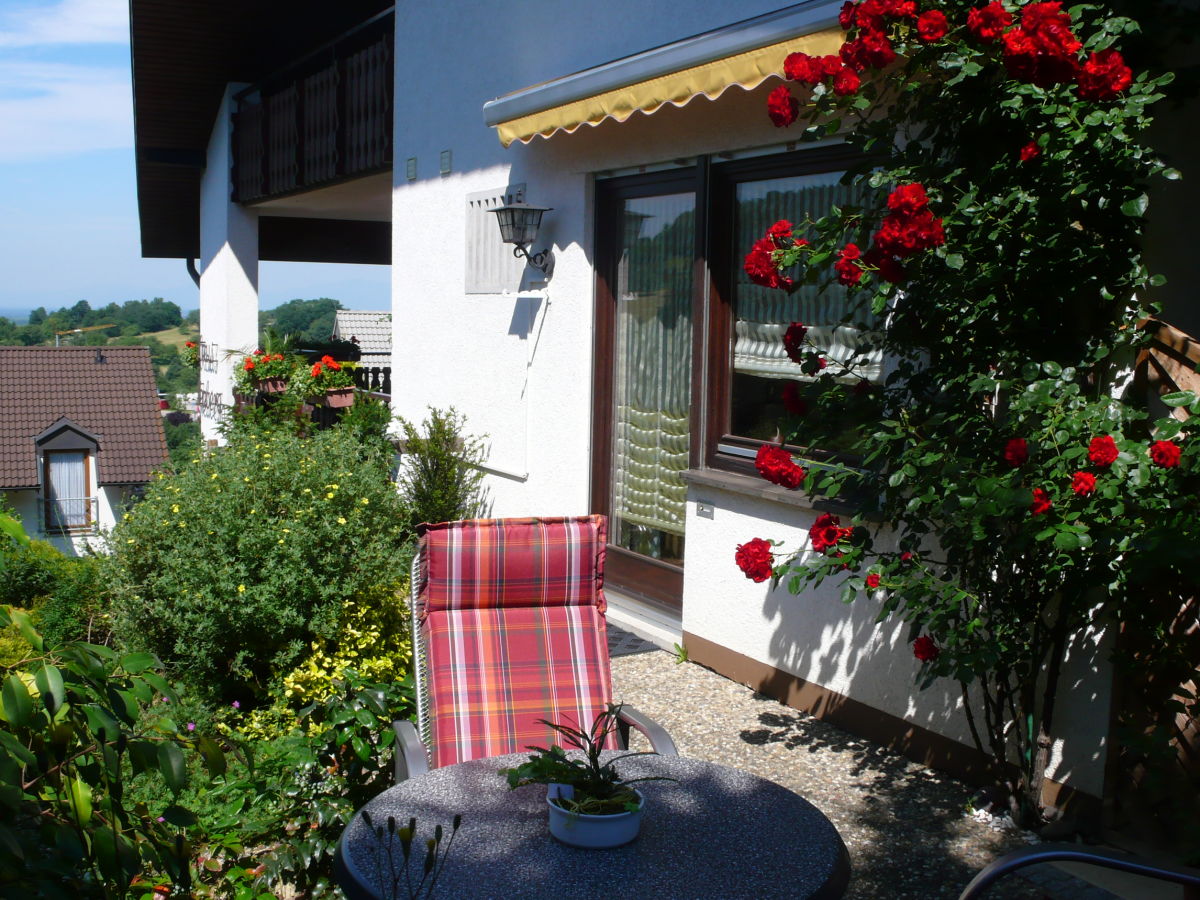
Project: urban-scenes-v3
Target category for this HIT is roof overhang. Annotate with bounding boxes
[130,0,393,260]
[482,1,844,147]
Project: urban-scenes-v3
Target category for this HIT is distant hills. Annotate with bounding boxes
[0,308,30,325]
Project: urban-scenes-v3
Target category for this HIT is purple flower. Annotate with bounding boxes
[231,700,241,710]
[187,722,196,732]
[157,816,165,823]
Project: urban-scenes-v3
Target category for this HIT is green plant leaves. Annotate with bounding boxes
[1121,192,1149,217]
[119,652,159,674]
[1,675,33,727]
[34,665,65,716]
[68,777,93,826]
[157,743,188,795]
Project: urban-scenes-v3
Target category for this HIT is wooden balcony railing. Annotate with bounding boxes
[232,10,393,204]
[353,365,391,396]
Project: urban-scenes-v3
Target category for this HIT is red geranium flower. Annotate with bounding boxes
[913,635,940,662]
[783,322,808,364]
[185,341,196,348]
[243,359,256,371]
[755,443,808,490]
[782,382,809,416]
[767,85,800,127]
[1077,49,1132,101]
[917,10,949,43]
[1019,141,1041,162]
[1003,437,1028,467]
[967,1,1013,43]
[865,573,881,589]
[1071,471,1096,496]
[311,363,323,377]
[1030,487,1053,517]
[1149,440,1182,468]
[1087,435,1119,467]
[834,243,864,285]
[735,538,775,583]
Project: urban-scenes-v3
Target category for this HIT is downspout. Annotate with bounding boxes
[186,259,201,288]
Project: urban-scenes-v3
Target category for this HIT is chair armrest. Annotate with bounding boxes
[616,705,677,756]
[393,718,430,783]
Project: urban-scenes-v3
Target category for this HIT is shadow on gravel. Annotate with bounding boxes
[738,698,1044,900]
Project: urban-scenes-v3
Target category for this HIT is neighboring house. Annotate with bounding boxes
[332,310,391,362]
[128,1,1200,813]
[0,347,168,556]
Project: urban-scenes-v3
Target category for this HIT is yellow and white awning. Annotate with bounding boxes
[483,6,844,147]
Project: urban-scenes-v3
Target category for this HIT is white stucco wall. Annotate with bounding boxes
[388,1,1113,797]
[2,479,127,557]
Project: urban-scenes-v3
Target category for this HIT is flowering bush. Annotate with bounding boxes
[730,0,1198,826]
[303,355,355,394]
[181,340,199,368]
[232,349,301,395]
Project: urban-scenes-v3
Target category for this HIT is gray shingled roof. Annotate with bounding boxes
[0,346,169,489]
[333,310,391,356]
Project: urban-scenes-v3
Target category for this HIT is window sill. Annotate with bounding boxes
[681,468,862,517]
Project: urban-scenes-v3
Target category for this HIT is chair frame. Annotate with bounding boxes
[393,526,676,782]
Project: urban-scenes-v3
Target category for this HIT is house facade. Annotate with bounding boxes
[129,0,1200,810]
[0,347,169,555]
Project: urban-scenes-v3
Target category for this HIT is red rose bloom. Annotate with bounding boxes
[735,538,775,583]
[1077,49,1132,101]
[1030,487,1053,517]
[865,573,881,589]
[1149,440,1182,468]
[840,31,896,72]
[917,10,949,43]
[755,443,808,490]
[1003,437,1028,467]
[810,513,852,554]
[1019,141,1041,162]
[783,322,808,364]
[1071,471,1096,496]
[1087,435,1119,467]
[967,1,1013,43]
[887,183,929,216]
[834,243,864,285]
[819,54,845,77]
[784,52,823,85]
[913,635,940,662]
[839,1,859,30]
[900,551,914,565]
[744,237,792,290]
[768,219,794,242]
[863,246,905,283]
[832,67,862,96]
[767,85,800,128]
[782,382,809,416]
[1001,2,1082,88]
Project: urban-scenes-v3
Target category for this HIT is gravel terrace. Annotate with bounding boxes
[609,640,1051,900]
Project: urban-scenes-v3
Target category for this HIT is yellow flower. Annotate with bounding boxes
[302,488,312,494]
[126,538,135,544]
[171,504,180,513]
[326,492,335,499]
[337,517,347,525]
[360,497,369,505]
[238,584,246,593]
[211,473,219,480]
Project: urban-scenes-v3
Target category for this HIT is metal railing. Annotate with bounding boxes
[43,497,98,534]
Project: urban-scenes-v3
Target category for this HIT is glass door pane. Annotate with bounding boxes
[610,192,695,567]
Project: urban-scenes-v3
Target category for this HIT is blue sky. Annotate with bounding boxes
[0,0,390,319]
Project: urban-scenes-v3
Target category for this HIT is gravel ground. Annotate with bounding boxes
[610,645,1048,900]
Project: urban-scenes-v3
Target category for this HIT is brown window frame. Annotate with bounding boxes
[590,143,867,606]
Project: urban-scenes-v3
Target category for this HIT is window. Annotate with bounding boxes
[592,144,873,605]
[43,450,94,533]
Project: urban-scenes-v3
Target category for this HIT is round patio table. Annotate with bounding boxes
[336,753,850,899]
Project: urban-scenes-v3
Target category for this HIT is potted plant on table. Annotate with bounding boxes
[500,703,670,849]
[305,354,357,408]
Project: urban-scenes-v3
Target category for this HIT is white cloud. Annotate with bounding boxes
[0,60,131,160]
[0,0,128,48]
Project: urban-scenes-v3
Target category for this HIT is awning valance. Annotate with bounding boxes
[483,4,844,147]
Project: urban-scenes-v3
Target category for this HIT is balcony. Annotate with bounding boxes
[43,496,98,535]
[231,10,393,205]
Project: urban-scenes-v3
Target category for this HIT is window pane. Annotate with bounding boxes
[46,451,89,529]
[611,193,694,566]
[731,172,881,445]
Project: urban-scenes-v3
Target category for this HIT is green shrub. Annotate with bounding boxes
[0,606,226,898]
[34,555,109,648]
[106,426,412,706]
[397,406,488,532]
[0,539,67,608]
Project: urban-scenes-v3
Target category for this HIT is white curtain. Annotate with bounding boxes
[46,451,88,529]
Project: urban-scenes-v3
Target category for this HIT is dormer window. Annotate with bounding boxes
[35,418,100,535]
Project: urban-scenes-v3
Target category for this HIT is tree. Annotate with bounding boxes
[263,298,343,345]
[733,0,1195,829]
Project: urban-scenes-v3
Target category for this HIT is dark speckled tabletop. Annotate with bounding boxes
[337,753,850,899]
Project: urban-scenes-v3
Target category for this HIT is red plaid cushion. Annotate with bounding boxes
[417,516,606,614]
[423,604,617,767]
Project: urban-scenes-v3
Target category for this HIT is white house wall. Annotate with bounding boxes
[389,2,1112,799]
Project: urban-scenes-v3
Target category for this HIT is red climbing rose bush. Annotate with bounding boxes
[728,0,1198,827]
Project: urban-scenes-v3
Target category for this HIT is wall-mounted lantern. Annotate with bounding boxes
[490,200,553,273]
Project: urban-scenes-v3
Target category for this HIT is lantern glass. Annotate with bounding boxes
[491,202,550,248]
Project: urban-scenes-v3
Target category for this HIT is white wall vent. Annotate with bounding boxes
[465,183,527,294]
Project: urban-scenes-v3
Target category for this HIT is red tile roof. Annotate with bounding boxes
[0,346,169,489]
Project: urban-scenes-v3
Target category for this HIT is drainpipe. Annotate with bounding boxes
[186,259,200,288]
